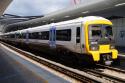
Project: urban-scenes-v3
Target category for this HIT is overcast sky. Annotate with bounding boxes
[4,0,72,16]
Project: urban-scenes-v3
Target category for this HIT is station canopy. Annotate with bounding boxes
[4,0,125,32]
[0,0,12,16]
[0,14,44,32]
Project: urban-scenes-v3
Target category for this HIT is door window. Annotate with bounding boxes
[76,27,80,43]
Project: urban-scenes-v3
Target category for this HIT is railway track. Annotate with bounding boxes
[96,64,125,74]
[83,64,125,83]
[1,42,125,83]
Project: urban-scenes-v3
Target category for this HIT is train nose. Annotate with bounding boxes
[99,45,110,52]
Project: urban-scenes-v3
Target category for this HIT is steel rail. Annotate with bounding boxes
[83,64,125,83]
[96,64,125,74]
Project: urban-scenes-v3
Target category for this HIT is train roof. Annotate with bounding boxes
[6,16,110,33]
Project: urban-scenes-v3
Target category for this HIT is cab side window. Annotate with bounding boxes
[76,27,80,43]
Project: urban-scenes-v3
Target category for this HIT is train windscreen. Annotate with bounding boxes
[89,24,114,45]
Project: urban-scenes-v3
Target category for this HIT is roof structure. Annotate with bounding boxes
[0,14,44,32]
[0,0,12,16]
[3,0,125,32]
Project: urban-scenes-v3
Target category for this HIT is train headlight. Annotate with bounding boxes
[90,45,99,51]
[110,45,115,49]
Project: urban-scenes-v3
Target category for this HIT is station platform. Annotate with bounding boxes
[0,43,70,83]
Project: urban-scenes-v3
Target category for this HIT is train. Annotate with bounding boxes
[0,16,118,65]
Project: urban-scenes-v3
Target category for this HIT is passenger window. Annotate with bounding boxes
[76,27,80,43]
[56,29,71,41]
[41,31,49,40]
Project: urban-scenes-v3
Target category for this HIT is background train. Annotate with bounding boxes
[0,16,118,65]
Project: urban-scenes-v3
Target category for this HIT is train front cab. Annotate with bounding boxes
[84,19,118,65]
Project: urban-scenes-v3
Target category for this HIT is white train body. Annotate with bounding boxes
[1,16,118,65]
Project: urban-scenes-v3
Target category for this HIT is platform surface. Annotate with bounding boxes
[0,44,69,83]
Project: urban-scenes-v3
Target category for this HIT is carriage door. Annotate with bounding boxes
[26,30,29,43]
[75,27,82,53]
[49,26,56,48]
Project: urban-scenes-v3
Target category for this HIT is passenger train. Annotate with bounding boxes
[0,16,118,65]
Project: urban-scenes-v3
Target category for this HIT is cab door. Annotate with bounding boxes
[75,27,82,53]
[49,26,56,48]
